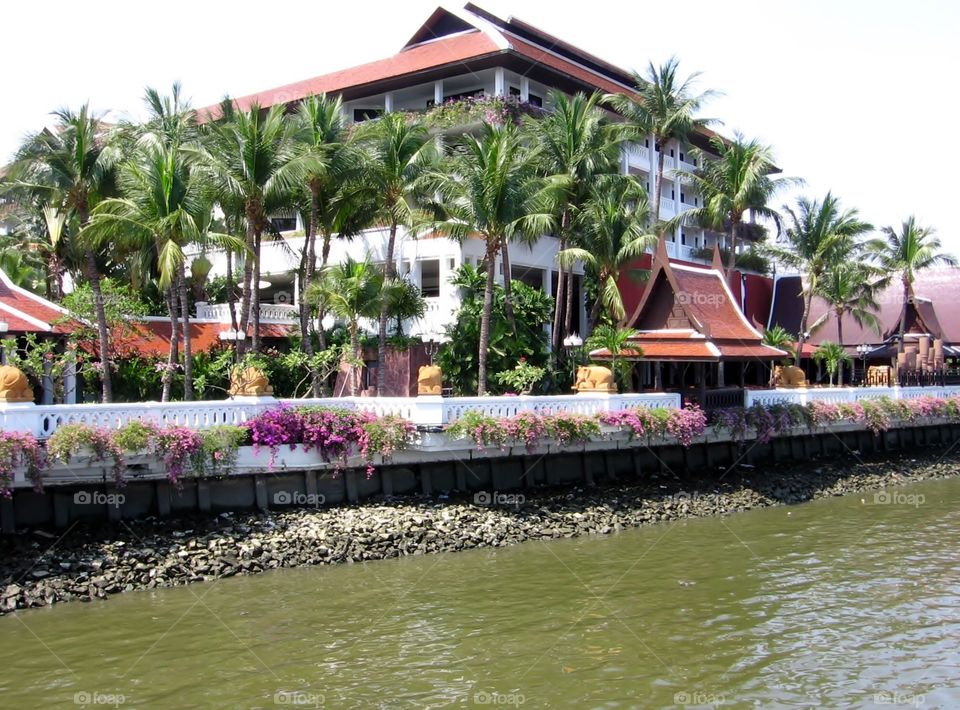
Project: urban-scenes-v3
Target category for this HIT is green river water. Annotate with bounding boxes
[1,477,959,709]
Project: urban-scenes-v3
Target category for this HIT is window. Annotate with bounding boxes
[270,216,297,232]
[679,152,685,162]
[680,192,686,204]
[669,149,675,157]
[644,139,649,148]
[444,89,484,102]
[509,86,520,96]
[528,93,543,107]
[681,232,687,246]
[353,108,382,122]
[420,259,440,298]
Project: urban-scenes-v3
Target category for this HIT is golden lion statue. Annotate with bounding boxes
[228,366,273,396]
[417,365,443,395]
[574,365,617,393]
[0,365,34,403]
[774,365,807,388]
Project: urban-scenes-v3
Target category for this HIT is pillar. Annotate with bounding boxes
[717,361,726,388]
[520,77,530,102]
[434,80,444,106]
[384,92,394,113]
[494,68,506,97]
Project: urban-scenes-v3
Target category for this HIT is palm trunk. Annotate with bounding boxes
[377,221,398,394]
[898,275,909,353]
[587,292,604,336]
[349,323,360,397]
[178,263,194,401]
[653,140,665,235]
[84,250,113,403]
[225,250,238,333]
[238,218,255,355]
[551,209,570,351]
[836,307,845,387]
[303,186,321,397]
[795,284,814,368]
[500,238,516,334]
[726,218,739,274]
[477,241,498,395]
[564,267,576,337]
[251,230,262,354]
[162,287,178,402]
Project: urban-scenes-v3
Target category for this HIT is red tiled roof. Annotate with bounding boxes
[670,265,762,341]
[112,321,295,358]
[507,36,629,95]
[715,341,788,359]
[201,31,503,119]
[0,269,76,334]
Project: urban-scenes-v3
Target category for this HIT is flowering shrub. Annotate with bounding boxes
[196,426,248,478]
[505,412,549,452]
[445,410,509,450]
[243,406,416,475]
[151,427,203,485]
[714,403,807,443]
[0,432,45,496]
[601,406,705,446]
[666,405,708,447]
[47,424,125,486]
[549,412,601,447]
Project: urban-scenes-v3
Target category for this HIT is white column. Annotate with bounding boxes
[494,68,506,97]
[578,274,587,335]
[520,77,530,102]
[434,80,443,106]
[384,92,394,113]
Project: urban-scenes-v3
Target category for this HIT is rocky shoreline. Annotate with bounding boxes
[2,448,958,615]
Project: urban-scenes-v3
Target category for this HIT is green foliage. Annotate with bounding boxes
[690,245,771,274]
[812,341,852,386]
[60,279,149,347]
[196,425,249,477]
[112,421,157,452]
[585,324,640,390]
[493,359,546,394]
[437,275,551,395]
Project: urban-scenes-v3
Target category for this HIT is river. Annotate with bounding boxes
[1,477,958,708]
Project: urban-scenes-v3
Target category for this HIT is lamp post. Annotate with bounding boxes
[219,329,247,364]
[563,333,584,384]
[856,344,870,386]
[422,331,441,365]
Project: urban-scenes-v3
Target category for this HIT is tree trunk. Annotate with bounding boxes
[178,263,194,401]
[898,275,909,353]
[162,286,178,403]
[238,218,255,355]
[795,284,814,368]
[726,217,740,274]
[653,139,665,234]
[551,209,570,352]
[836,307,845,387]
[377,221,398,394]
[564,267,576,337]
[477,241,498,396]
[225,249,238,333]
[348,323,360,397]
[500,238,516,334]
[84,250,113,403]
[251,230,262,354]
[303,185,320,396]
[587,291,604,336]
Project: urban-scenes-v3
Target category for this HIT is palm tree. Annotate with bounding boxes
[83,114,244,401]
[557,175,656,333]
[812,341,851,387]
[673,133,798,274]
[381,278,426,337]
[867,217,957,353]
[355,112,433,394]
[605,56,718,228]
[310,256,383,396]
[762,325,795,386]
[428,122,549,395]
[585,324,640,391]
[6,105,119,401]
[191,101,312,353]
[765,193,873,367]
[526,91,620,349]
[811,261,883,386]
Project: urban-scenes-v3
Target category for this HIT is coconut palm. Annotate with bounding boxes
[762,325,796,386]
[190,101,314,353]
[557,175,656,333]
[6,105,119,401]
[672,133,798,274]
[811,261,883,386]
[525,91,620,349]
[585,324,640,391]
[866,217,956,353]
[765,193,873,367]
[354,112,433,393]
[812,341,851,387]
[605,56,718,228]
[428,122,549,395]
[83,130,245,401]
[309,255,383,396]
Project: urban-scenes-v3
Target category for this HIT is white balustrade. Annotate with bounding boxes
[196,302,297,323]
[745,385,960,408]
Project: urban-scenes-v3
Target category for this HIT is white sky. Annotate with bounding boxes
[3,0,958,251]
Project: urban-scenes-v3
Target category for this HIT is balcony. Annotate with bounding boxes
[624,144,650,167]
[196,302,298,324]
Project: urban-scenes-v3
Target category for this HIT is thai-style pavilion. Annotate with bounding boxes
[591,239,788,405]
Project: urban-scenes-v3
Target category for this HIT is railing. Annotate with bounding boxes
[625,144,650,165]
[684,388,745,412]
[0,392,683,438]
[745,385,960,408]
[195,302,298,323]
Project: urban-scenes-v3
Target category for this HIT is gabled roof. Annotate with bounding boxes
[198,3,639,120]
[0,268,75,334]
[599,239,786,362]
